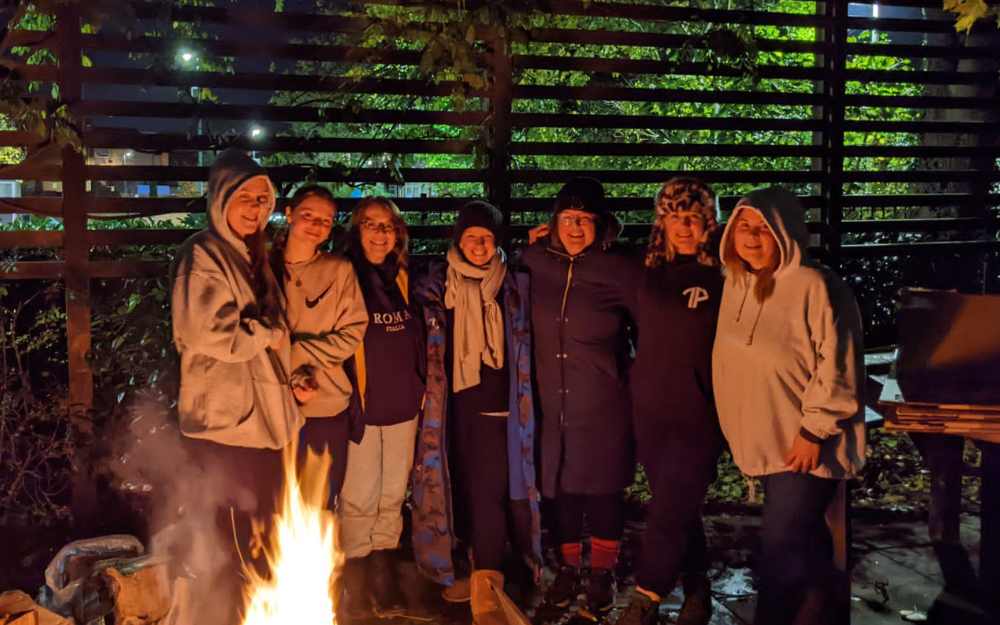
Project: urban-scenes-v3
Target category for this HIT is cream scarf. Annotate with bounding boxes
[445,246,507,392]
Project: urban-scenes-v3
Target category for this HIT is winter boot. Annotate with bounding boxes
[677,573,713,625]
[611,588,660,625]
[585,567,617,613]
[369,549,407,617]
[443,577,472,603]
[338,555,370,621]
[471,570,507,625]
[545,565,580,608]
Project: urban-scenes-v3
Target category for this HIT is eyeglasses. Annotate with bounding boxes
[362,220,396,235]
[558,214,595,228]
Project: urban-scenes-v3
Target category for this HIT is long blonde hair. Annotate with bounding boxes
[722,207,779,303]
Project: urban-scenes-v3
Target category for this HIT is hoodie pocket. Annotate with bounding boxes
[203,359,254,429]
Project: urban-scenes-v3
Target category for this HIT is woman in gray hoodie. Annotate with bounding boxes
[712,187,865,625]
[171,149,310,621]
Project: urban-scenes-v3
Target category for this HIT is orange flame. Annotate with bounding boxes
[241,441,342,625]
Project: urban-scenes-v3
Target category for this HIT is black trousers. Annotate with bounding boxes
[634,453,716,596]
[298,411,351,503]
[454,410,533,571]
[755,472,840,625]
[556,491,626,545]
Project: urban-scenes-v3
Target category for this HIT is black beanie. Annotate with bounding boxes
[553,176,606,216]
[454,200,504,246]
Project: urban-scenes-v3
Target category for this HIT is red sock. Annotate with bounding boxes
[561,542,583,567]
[590,538,620,571]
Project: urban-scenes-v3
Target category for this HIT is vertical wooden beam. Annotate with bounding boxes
[488,29,513,235]
[822,1,847,269]
[57,2,97,534]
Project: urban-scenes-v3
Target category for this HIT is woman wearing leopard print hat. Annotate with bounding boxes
[616,177,725,625]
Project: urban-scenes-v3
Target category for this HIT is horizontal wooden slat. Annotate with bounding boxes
[0,196,62,215]
[84,165,481,184]
[130,3,369,32]
[511,142,822,158]
[845,41,1000,61]
[526,28,826,55]
[512,85,823,107]
[538,1,829,27]
[510,170,823,184]
[78,100,489,126]
[0,230,64,248]
[844,68,1000,86]
[844,119,996,134]
[846,16,967,35]
[840,193,1000,208]
[844,94,1000,110]
[74,68,490,97]
[511,114,821,132]
[513,55,824,80]
[85,130,477,155]
[88,229,194,246]
[841,217,1000,234]
[842,239,1000,257]
[843,170,1000,183]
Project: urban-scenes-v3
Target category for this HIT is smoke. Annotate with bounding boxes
[104,401,265,625]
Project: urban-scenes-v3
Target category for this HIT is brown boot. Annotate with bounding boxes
[470,569,506,625]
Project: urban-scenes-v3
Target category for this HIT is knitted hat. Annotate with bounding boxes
[454,200,504,246]
[553,176,606,216]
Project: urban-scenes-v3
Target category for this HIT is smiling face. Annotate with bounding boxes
[359,204,398,265]
[663,210,707,256]
[287,194,335,249]
[225,177,271,240]
[458,226,497,267]
[555,209,597,256]
[731,208,779,271]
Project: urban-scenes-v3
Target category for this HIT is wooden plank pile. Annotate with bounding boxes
[880,375,1000,444]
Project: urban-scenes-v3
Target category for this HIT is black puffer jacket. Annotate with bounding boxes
[520,234,641,497]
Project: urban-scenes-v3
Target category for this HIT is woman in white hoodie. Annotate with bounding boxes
[171,149,312,623]
[712,187,865,625]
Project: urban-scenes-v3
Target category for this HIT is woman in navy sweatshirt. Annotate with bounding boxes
[618,177,724,625]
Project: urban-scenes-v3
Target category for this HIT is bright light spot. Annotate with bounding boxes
[181,52,193,62]
[251,126,264,139]
[125,150,134,157]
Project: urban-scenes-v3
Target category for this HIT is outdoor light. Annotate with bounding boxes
[250,126,263,139]
[181,52,193,62]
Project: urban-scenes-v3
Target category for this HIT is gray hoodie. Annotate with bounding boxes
[171,150,304,449]
[712,188,866,479]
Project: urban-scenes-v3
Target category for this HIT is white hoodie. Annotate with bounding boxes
[171,149,304,449]
[712,188,866,479]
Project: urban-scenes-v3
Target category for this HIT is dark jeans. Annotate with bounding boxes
[299,411,351,504]
[556,491,626,545]
[454,410,533,571]
[755,472,840,625]
[180,437,284,625]
[634,455,716,597]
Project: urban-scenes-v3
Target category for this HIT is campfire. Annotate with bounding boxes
[241,443,342,625]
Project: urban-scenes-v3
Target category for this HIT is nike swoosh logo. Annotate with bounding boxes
[305,282,335,309]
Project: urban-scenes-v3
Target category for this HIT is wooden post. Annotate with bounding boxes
[488,28,513,234]
[57,3,97,535]
[821,1,847,269]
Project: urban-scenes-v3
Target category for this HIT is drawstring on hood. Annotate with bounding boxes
[720,187,809,345]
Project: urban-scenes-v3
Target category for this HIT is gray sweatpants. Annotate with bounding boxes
[339,417,419,559]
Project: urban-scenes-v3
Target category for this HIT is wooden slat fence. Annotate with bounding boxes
[0,0,998,420]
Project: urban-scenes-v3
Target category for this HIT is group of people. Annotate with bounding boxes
[170,148,866,625]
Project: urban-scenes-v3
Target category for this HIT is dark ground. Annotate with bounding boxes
[1,508,994,625]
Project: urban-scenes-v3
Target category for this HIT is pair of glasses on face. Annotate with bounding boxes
[558,214,596,228]
[362,220,396,235]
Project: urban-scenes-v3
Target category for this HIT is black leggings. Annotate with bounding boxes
[298,411,351,502]
[555,491,626,544]
[454,410,533,571]
[634,454,716,596]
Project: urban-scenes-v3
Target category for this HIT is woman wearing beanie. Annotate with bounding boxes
[270,185,368,502]
[713,187,865,625]
[521,176,640,614]
[615,178,724,625]
[411,201,540,625]
[171,149,309,623]
[340,197,426,618]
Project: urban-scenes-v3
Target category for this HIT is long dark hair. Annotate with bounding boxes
[246,227,284,329]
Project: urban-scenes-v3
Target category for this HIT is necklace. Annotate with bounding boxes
[285,251,319,287]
